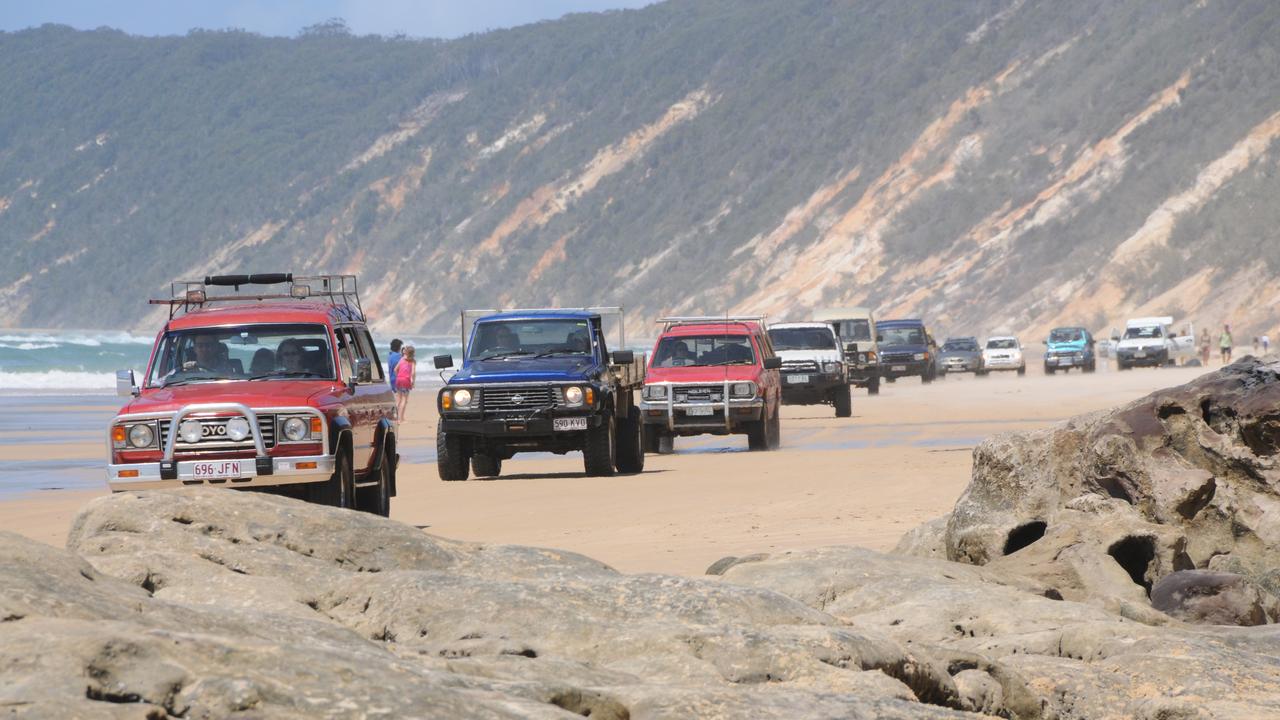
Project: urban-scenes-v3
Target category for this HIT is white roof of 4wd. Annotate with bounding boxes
[1126,316,1173,327]
[812,307,873,321]
[770,322,835,330]
[986,335,1019,342]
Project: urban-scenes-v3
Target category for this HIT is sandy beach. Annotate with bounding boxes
[0,363,1215,575]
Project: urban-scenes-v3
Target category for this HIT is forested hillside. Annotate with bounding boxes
[2,0,1279,340]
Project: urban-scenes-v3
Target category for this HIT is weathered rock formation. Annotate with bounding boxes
[936,356,1280,622]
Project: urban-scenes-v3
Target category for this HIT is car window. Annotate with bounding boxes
[335,327,361,381]
[768,327,836,350]
[986,338,1018,349]
[356,328,385,382]
[1123,326,1162,339]
[1049,328,1083,343]
[880,327,924,345]
[653,335,755,367]
[469,319,594,359]
[147,323,334,386]
[833,319,871,341]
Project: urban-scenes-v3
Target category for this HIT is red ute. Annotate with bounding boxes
[639,317,782,453]
[107,274,397,515]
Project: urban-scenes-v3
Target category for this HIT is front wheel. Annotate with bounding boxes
[614,407,645,474]
[833,387,852,418]
[1016,366,1026,376]
[314,445,355,509]
[472,453,502,478]
[867,378,880,395]
[1045,365,1055,375]
[364,448,392,517]
[437,428,470,481]
[583,415,616,477]
[1085,361,1096,373]
[921,371,933,384]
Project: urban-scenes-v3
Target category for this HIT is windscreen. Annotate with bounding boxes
[879,327,925,345]
[652,335,755,367]
[148,323,334,386]
[768,327,835,350]
[1049,328,1083,343]
[943,340,979,352]
[986,338,1018,349]
[1124,326,1162,340]
[468,319,594,360]
[833,319,871,341]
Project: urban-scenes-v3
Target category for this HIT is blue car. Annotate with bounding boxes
[432,308,646,480]
[876,319,939,384]
[1043,326,1097,374]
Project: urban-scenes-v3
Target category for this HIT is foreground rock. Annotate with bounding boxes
[935,356,1280,622]
[3,489,973,719]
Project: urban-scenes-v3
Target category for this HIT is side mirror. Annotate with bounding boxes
[116,369,138,397]
[611,350,634,364]
[433,354,454,369]
[1111,335,1121,342]
[355,358,372,383]
[763,357,782,370]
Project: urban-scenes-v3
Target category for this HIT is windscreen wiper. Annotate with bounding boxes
[477,350,533,360]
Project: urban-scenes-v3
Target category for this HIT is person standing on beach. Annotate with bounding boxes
[1219,324,1234,364]
[1263,334,1272,354]
[387,338,403,391]
[1199,328,1211,365]
[394,344,416,421]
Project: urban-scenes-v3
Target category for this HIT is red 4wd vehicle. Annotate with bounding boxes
[107,274,397,515]
[640,317,782,453]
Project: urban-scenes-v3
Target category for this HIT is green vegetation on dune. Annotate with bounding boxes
[1,0,1278,336]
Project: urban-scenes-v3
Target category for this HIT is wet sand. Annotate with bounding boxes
[0,363,1213,575]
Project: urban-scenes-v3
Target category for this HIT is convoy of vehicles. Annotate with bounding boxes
[813,307,880,395]
[433,307,646,480]
[939,337,984,375]
[108,277,1165,490]
[640,317,782,453]
[1113,316,1196,370]
[981,336,1027,375]
[108,274,398,515]
[767,322,851,417]
[1043,327,1097,374]
[876,319,939,383]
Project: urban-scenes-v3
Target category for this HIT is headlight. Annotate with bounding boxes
[823,362,841,374]
[454,389,473,407]
[730,382,756,398]
[179,419,202,444]
[224,417,250,442]
[127,423,154,448]
[564,386,584,405]
[913,353,926,361]
[643,385,667,400]
[282,417,308,441]
[858,353,867,363]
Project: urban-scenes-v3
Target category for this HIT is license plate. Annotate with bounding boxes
[1134,352,1147,358]
[553,417,588,431]
[192,460,242,479]
[787,374,810,384]
[891,365,907,372]
[685,406,715,416]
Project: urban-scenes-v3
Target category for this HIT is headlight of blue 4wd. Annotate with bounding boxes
[730,382,756,398]
[454,389,473,407]
[127,423,154,448]
[913,353,926,361]
[643,385,667,400]
[282,417,308,442]
[564,386,584,405]
[823,362,841,374]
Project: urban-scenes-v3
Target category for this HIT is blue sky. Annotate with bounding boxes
[0,0,657,39]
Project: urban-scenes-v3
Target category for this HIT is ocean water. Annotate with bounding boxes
[0,329,461,392]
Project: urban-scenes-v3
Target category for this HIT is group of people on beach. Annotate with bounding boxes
[387,338,416,420]
[1197,324,1270,366]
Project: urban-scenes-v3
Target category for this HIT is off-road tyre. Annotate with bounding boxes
[886,376,897,384]
[365,448,392,517]
[1045,365,1056,375]
[437,429,470,481]
[1085,361,1097,373]
[472,453,502,479]
[747,413,768,450]
[583,414,616,477]
[1117,361,1130,371]
[314,444,355,509]
[922,370,934,384]
[867,378,880,395]
[976,369,988,377]
[833,387,852,418]
[657,434,675,454]
[614,406,645,474]
[766,405,781,450]
[643,425,661,454]
[1017,366,1026,376]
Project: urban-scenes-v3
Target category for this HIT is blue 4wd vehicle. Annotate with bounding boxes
[876,319,939,384]
[1043,326,1097,374]
[432,307,646,480]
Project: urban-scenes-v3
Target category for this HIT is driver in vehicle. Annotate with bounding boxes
[186,336,231,372]
[659,342,694,367]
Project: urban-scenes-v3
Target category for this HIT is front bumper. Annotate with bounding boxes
[983,358,1024,370]
[942,358,980,372]
[1044,353,1087,368]
[108,454,335,492]
[1117,349,1167,366]
[439,412,603,438]
[780,372,844,403]
[880,360,929,377]
[640,381,764,433]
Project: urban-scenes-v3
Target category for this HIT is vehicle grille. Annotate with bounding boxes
[672,384,724,403]
[881,352,915,363]
[483,386,559,412]
[781,360,820,373]
[159,414,276,452]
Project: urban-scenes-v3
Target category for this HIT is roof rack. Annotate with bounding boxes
[149,273,364,321]
[460,306,626,350]
[656,315,767,332]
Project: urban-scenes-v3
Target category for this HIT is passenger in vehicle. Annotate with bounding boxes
[249,348,275,375]
[277,339,307,374]
[567,329,591,353]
